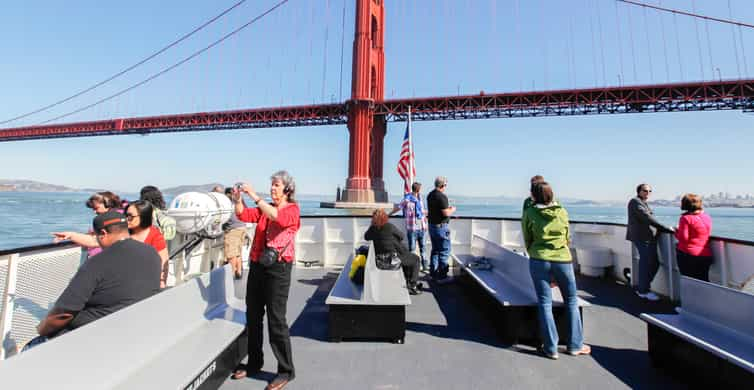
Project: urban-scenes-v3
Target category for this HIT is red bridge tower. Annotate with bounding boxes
[338,0,389,205]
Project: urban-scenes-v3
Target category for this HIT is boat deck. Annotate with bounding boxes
[220,267,685,389]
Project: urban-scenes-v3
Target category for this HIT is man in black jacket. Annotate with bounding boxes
[626,184,675,301]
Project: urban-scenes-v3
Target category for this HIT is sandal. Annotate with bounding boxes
[566,344,591,356]
[231,365,248,380]
[536,346,559,360]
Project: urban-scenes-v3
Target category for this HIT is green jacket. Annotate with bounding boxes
[522,202,572,262]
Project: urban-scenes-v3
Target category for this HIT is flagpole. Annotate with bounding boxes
[407,105,413,192]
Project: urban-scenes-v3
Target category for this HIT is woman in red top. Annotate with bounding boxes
[126,200,169,288]
[231,171,300,389]
[675,194,713,282]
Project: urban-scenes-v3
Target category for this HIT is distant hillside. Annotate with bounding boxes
[161,183,225,195]
[0,179,77,192]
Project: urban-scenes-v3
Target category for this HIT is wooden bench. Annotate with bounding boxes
[0,265,247,390]
[326,243,411,343]
[640,276,754,387]
[451,235,589,345]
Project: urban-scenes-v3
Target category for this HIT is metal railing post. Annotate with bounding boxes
[0,253,20,360]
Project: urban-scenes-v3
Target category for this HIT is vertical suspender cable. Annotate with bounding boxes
[338,0,346,102]
[541,0,549,89]
[642,4,655,82]
[321,0,330,102]
[738,25,749,78]
[515,0,522,91]
[626,4,639,83]
[614,0,625,85]
[658,0,671,82]
[595,0,607,86]
[568,14,576,88]
[672,10,684,80]
[589,3,599,86]
[691,0,705,80]
[704,15,715,80]
[727,0,742,78]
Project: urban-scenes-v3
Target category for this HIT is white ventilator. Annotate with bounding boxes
[167,192,233,237]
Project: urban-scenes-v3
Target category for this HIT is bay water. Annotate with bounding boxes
[1,192,752,251]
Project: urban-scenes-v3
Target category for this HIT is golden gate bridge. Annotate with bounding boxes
[0,0,752,205]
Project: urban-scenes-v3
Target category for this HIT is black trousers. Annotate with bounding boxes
[676,249,713,282]
[399,252,420,286]
[246,261,295,379]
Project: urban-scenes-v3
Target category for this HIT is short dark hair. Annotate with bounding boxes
[103,223,129,235]
[411,182,421,193]
[530,175,545,193]
[636,183,650,195]
[86,191,121,210]
[139,185,166,210]
[128,200,154,229]
[681,193,703,212]
[532,182,554,205]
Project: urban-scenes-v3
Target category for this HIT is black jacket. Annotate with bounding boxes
[364,223,408,257]
[625,197,673,242]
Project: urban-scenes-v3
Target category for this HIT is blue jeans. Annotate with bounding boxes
[631,240,659,294]
[406,229,427,269]
[428,224,451,278]
[529,258,583,355]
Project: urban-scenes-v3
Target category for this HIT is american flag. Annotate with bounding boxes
[396,107,415,194]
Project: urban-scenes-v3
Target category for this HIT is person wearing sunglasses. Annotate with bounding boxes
[626,184,675,301]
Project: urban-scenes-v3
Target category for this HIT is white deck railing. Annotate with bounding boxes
[2,215,752,359]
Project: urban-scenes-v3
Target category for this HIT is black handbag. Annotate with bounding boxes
[259,221,293,267]
[375,252,401,270]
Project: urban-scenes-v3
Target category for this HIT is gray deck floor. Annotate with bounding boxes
[220,267,685,390]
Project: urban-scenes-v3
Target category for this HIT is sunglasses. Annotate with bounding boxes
[642,189,653,193]
[126,214,139,221]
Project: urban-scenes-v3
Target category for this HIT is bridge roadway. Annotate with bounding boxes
[219,266,685,389]
[1,79,753,142]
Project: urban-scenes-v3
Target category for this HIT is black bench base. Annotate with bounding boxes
[647,323,753,388]
[328,304,406,343]
[185,331,248,390]
[459,272,583,346]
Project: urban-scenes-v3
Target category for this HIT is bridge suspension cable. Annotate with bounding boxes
[617,0,754,29]
[0,0,250,126]
[38,0,290,125]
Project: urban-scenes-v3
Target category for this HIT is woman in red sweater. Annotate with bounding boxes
[675,194,713,281]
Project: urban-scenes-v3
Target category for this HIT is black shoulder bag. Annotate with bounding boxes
[259,218,293,267]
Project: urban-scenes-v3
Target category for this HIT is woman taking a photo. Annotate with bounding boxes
[522,182,589,360]
[675,194,713,281]
[231,171,299,390]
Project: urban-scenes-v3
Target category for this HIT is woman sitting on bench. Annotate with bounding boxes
[365,209,422,295]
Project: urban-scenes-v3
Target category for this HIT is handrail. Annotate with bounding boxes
[1,216,752,256]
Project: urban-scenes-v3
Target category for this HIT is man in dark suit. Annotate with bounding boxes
[626,184,675,301]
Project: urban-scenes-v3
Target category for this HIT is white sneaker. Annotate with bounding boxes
[644,292,660,301]
[636,291,660,301]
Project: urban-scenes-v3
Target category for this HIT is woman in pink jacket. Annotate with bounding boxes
[675,194,713,281]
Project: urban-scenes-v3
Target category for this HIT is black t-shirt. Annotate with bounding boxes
[55,238,161,330]
[427,189,450,225]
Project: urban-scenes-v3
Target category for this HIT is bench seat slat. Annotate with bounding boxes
[114,317,246,389]
[641,313,754,373]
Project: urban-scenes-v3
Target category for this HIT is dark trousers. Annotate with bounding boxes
[631,240,659,294]
[676,249,712,282]
[246,261,295,379]
[399,252,420,286]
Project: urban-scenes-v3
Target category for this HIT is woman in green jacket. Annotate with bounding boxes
[522,182,590,360]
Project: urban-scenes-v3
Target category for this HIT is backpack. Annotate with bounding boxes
[154,209,177,241]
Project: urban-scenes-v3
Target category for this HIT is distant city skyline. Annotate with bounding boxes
[1,1,753,202]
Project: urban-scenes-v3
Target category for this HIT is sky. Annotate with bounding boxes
[0,0,753,201]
